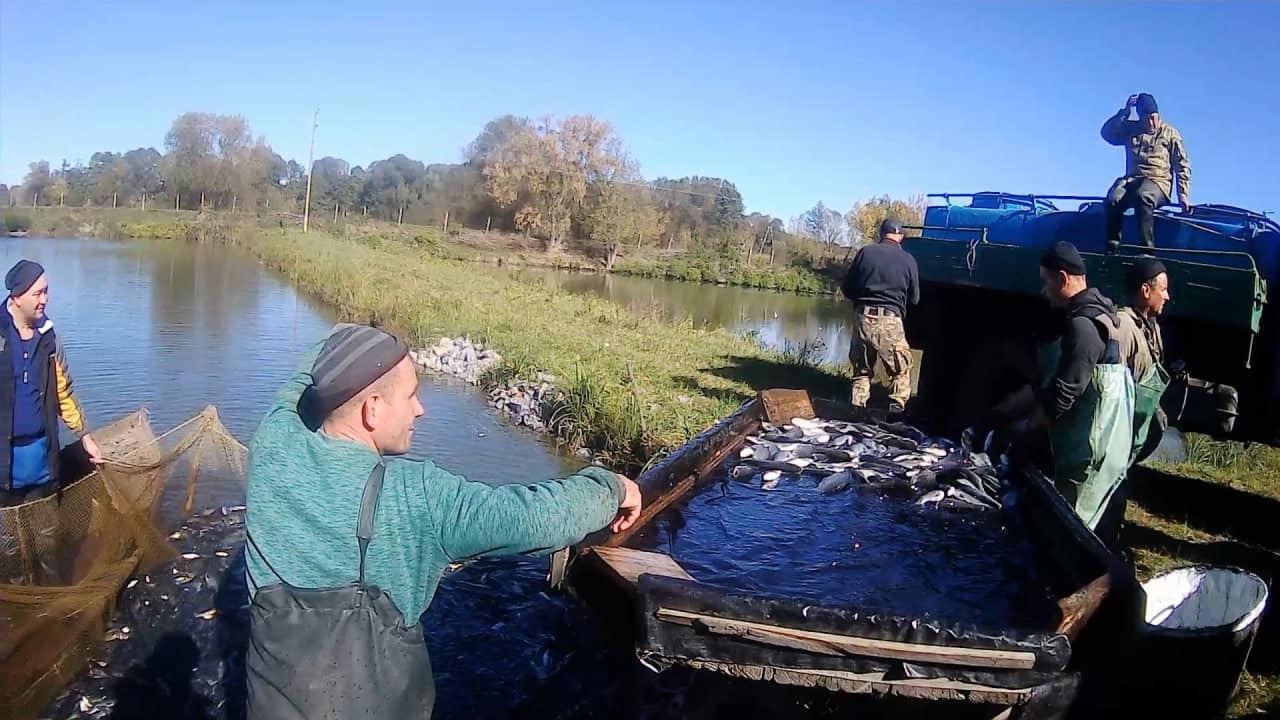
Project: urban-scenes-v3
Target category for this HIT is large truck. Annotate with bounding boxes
[902,191,1279,448]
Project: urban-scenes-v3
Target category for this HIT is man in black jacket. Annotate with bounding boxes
[1,259,103,506]
[840,217,919,416]
[1001,242,1136,531]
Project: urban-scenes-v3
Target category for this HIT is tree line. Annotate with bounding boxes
[2,111,924,264]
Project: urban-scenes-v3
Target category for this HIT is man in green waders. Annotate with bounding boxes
[1012,242,1137,532]
[1119,257,1172,462]
[1093,258,1174,545]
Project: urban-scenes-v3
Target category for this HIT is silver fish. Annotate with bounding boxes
[816,470,855,495]
[916,489,946,506]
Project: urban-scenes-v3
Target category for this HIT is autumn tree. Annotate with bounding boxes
[846,194,926,252]
[20,162,51,205]
[484,114,628,252]
[465,114,531,167]
[159,112,282,211]
[584,153,667,269]
[651,176,745,248]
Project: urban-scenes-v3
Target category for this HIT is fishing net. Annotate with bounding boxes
[0,405,247,720]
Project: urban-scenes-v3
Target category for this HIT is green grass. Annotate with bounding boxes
[200,224,850,469]
[612,255,836,295]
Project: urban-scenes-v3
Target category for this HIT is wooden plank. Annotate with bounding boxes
[605,417,758,548]
[1054,572,1111,640]
[656,608,1038,671]
[759,389,815,424]
[590,547,695,586]
[674,659,1032,706]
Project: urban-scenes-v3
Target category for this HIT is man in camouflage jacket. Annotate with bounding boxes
[1100,93,1192,252]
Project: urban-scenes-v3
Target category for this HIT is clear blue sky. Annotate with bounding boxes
[1,0,1276,220]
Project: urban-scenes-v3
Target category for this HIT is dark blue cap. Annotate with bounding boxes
[879,217,904,237]
[1137,93,1159,116]
[5,259,45,297]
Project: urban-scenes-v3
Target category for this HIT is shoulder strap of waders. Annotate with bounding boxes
[356,462,387,587]
[245,461,387,589]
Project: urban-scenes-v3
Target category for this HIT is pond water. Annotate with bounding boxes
[497,266,855,366]
[0,237,580,522]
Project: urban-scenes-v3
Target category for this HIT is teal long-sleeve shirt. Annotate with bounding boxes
[242,338,625,624]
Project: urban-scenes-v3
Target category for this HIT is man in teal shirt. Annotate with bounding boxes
[243,323,641,718]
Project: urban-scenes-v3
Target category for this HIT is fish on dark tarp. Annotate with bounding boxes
[725,416,1017,513]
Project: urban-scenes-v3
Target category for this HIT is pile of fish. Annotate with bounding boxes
[728,416,1007,512]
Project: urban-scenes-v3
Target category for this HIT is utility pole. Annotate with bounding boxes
[302,108,319,233]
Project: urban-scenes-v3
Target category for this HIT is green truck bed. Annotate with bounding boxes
[903,237,1267,334]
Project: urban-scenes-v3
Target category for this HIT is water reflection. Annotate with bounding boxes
[497,267,855,365]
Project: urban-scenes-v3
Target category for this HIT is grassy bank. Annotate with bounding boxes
[612,255,835,294]
[205,222,851,469]
[2,206,198,240]
[4,206,840,296]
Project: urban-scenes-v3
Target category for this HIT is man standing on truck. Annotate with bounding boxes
[1101,93,1192,252]
[840,217,919,417]
[998,242,1135,532]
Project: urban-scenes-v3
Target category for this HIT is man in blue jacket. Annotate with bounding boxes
[1,259,103,505]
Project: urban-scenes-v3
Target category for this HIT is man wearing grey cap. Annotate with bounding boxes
[1,259,103,505]
[1100,93,1192,252]
[242,323,642,718]
[839,216,919,417]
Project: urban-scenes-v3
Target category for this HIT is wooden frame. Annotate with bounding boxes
[551,389,1139,716]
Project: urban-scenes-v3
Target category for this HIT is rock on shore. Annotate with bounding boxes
[410,338,568,445]
[488,373,559,432]
[409,336,501,385]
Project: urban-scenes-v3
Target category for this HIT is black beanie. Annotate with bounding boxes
[1137,93,1159,116]
[304,324,410,419]
[1128,257,1168,290]
[1040,241,1087,277]
[5,259,45,297]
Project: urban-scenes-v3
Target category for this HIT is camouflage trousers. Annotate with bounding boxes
[848,309,913,408]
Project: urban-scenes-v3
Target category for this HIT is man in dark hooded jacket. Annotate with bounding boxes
[999,242,1136,532]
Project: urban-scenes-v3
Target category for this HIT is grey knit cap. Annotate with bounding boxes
[306,324,409,419]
